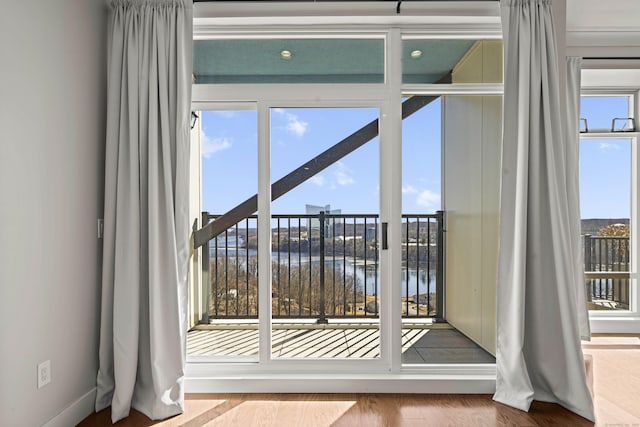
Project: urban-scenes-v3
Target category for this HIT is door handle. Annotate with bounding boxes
[382,222,388,250]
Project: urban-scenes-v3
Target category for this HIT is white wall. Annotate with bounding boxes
[443,41,502,355]
[0,1,107,425]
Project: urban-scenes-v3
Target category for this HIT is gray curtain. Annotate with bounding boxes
[96,0,193,422]
[566,56,591,340]
[494,0,594,421]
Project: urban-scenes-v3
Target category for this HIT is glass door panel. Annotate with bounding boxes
[269,107,381,359]
[400,94,500,365]
[187,109,260,360]
[400,98,443,365]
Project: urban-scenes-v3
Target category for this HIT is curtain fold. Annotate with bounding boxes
[494,0,594,421]
[96,0,193,423]
[565,56,591,340]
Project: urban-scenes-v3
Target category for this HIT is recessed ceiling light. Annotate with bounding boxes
[280,50,292,60]
[410,50,423,59]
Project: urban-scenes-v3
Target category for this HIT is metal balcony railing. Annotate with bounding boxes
[200,211,445,323]
[583,234,630,309]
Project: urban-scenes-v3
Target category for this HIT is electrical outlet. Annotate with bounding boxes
[38,360,51,389]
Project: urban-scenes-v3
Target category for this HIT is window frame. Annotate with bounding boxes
[188,13,503,392]
[580,67,640,333]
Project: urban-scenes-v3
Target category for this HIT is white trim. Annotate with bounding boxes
[194,1,501,30]
[193,84,504,102]
[258,102,271,364]
[191,101,257,111]
[195,23,503,38]
[189,20,502,383]
[581,59,640,71]
[581,69,640,89]
[185,370,496,394]
[589,317,640,334]
[186,360,494,375]
[195,1,500,18]
[579,82,640,329]
[402,84,503,95]
[386,28,403,374]
[42,388,96,427]
[193,84,389,103]
[567,31,640,49]
[579,132,639,139]
[193,2,501,40]
[632,132,639,315]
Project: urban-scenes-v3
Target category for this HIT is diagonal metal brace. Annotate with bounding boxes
[194,94,441,249]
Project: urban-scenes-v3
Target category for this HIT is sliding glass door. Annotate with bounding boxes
[269,106,381,360]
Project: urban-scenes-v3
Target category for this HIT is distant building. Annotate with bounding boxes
[305,204,342,237]
[365,226,377,242]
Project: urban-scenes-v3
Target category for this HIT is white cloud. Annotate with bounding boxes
[334,162,355,186]
[417,190,441,209]
[600,142,620,152]
[273,108,308,137]
[287,120,308,137]
[402,185,418,194]
[201,130,231,159]
[308,175,326,187]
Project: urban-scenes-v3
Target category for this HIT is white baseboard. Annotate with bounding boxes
[43,387,96,427]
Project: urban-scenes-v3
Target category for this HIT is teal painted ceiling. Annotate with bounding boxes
[193,38,477,84]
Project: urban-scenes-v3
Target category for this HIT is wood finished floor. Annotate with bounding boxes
[78,394,591,427]
[78,334,640,427]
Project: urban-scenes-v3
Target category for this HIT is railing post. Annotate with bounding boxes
[200,212,210,324]
[435,210,445,322]
[317,211,328,324]
[584,234,592,303]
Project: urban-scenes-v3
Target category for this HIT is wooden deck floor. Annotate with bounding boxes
[187,324,495,363]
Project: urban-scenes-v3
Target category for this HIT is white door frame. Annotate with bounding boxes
[188,20,502,392]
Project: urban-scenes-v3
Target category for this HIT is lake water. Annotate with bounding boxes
[210,246,436,297]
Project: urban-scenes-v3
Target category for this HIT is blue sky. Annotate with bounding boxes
[579,96,631,219]
[200,96,631,220]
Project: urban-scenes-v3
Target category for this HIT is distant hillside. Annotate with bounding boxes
[581,218,629,236]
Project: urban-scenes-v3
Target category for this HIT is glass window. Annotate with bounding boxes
[580,96,633,132]
[188,109,260,359]
[580,138,632,311]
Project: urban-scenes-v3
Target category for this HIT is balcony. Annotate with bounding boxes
[583,234,630,310]
[187,212,632,361]
[186,211,497,363]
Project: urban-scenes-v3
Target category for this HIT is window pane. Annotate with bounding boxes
[201,110,258,213]
[580,96,632,132]
[580,138,631,311]
[187,109,260,359]
[402,39,502,84]
[194,39,384,84]
[269,107,381,359]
